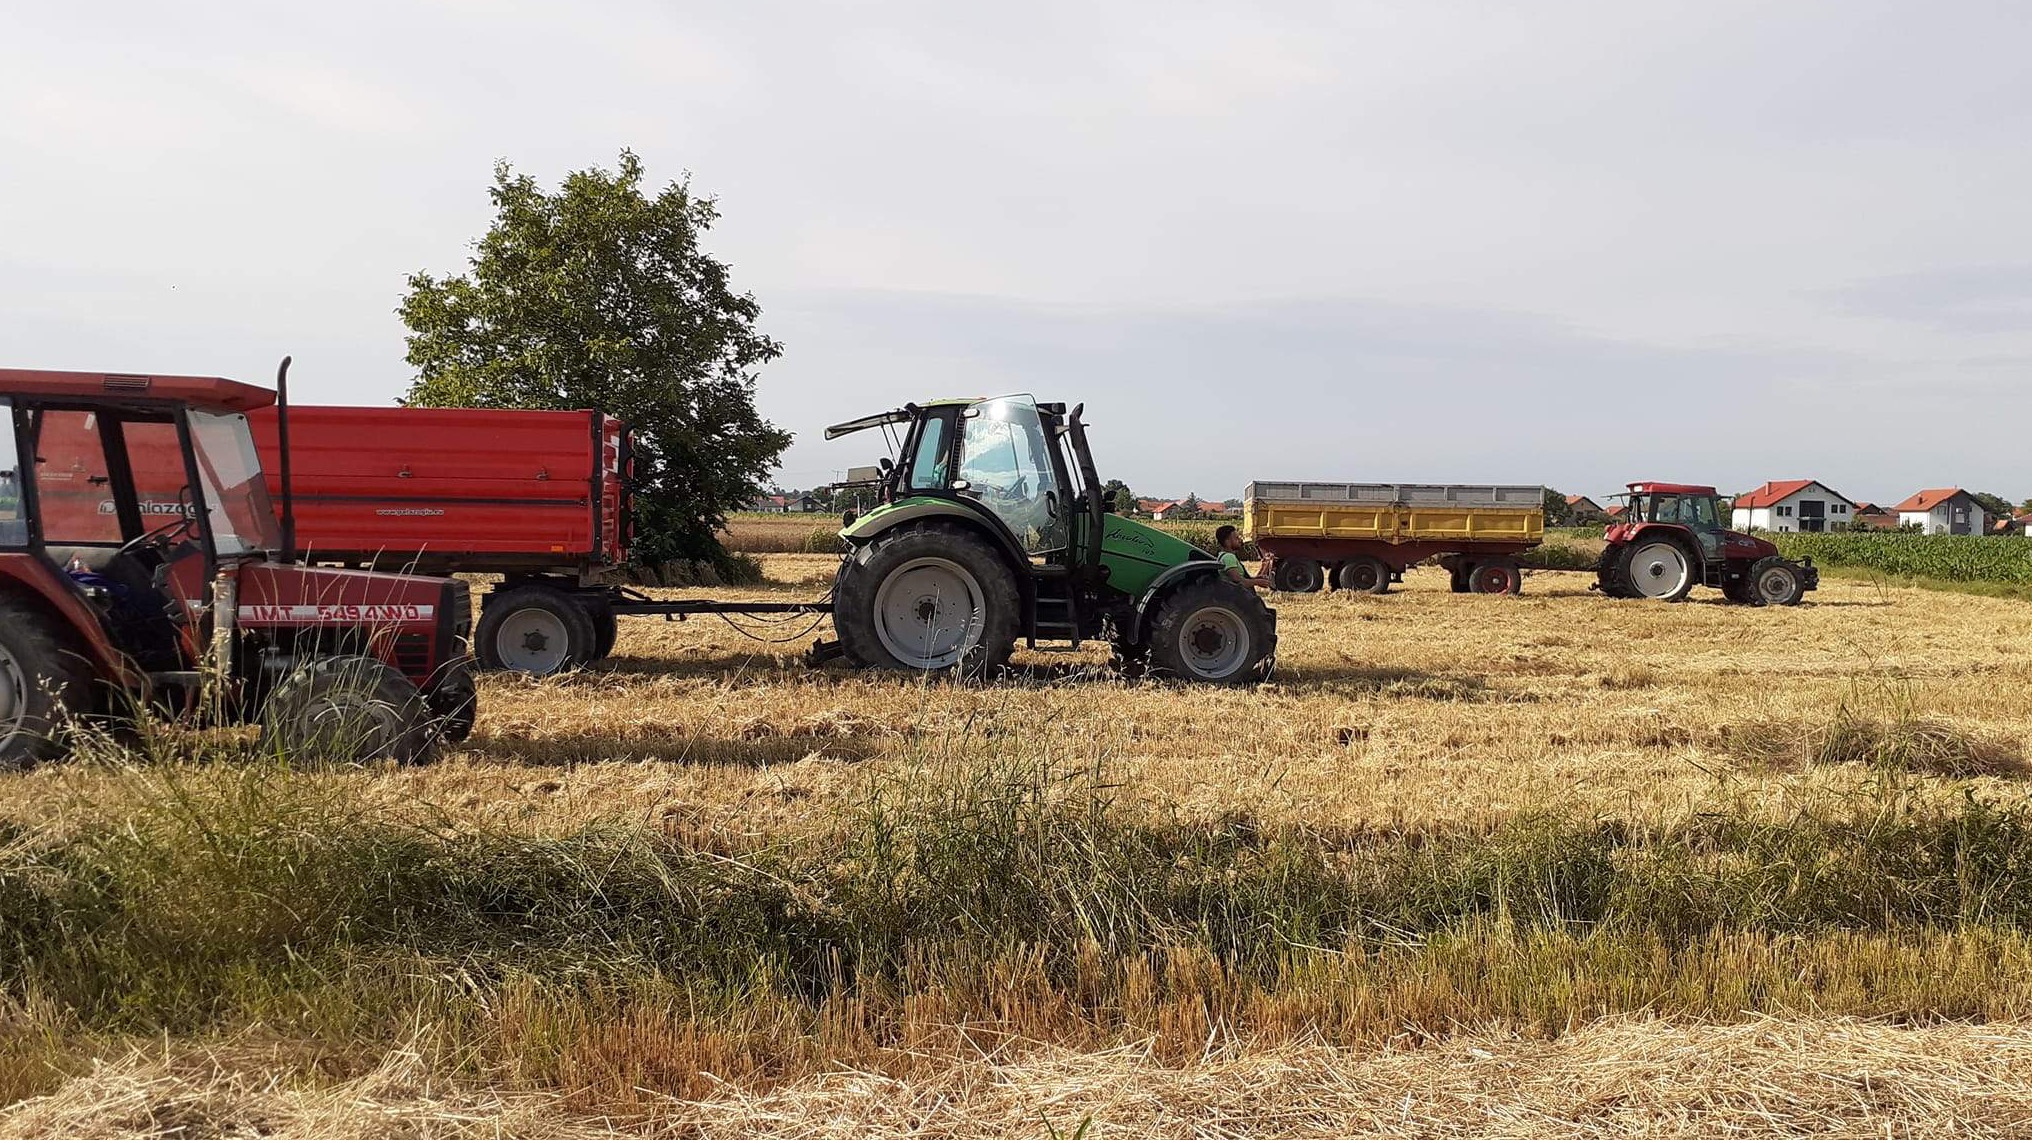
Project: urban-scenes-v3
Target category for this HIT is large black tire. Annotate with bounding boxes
[1334,557,1390,594]
[476,584,598,675]
[582,596,619,661]
[0,598,93,770]
[1272,557,1324,594]
[1722,577,1756,605]
[1749,556,1809,606]
[260,655,436,766]
[1468,559,1523,595]
[1595,544,1632,598]
[1617,537,1696,602]
[834,523,1019,674]
[425,658,478,744]
[1146,577,1276,685]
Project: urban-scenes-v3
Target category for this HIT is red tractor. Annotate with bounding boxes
[0,365,476,768]
[1595,482,1817,605]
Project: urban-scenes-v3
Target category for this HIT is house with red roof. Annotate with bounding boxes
[1730,480,1856,533]
[1894,488,1988,535]
[1565,494,1608,524]
[1850,502,1901,530]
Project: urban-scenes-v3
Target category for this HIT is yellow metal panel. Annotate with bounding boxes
[1247,499,1542,544]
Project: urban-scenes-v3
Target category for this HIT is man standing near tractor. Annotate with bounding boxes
[1215,525,1274,590]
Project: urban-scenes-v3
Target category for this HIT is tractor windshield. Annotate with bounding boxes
[187,411,279,557]
[1643,494,1721,529]
[958,396,1067,556]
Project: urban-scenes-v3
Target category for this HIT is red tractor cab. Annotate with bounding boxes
[1596,482,1817,605]
[0,365,475,767]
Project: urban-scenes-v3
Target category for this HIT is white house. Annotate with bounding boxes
[1894,488,1988,535]
[1730,480,1856,533]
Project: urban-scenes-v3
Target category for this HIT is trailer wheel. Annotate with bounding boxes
[1749,556,1808,606]
[477,584,598,675]
[835,523,1018,674]
[582,596,619,661]
[260,655,436,766]
[1469,560,1523,595]
[1146,578,1274,685]
[1334,557,1390,594]
[1272,557,1324,594]
[0,598,93,770]
[1618,538,1695,602]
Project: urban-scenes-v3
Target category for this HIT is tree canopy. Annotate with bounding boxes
[398,150,790,567]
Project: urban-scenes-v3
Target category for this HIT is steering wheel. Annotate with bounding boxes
[118,487,198,558]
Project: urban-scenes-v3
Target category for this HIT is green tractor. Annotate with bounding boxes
[818,395,1276,684]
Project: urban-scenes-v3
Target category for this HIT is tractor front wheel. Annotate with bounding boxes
[1147,578,1275,685]
[1749,556,1809,606]
[1618,538,1695,602]
[260,655,436,766]
[0,598,92,770]
[835,524,1019,674]
[1335,557,1390,594]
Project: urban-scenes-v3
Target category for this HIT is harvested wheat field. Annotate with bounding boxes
[6,556,2032,1137]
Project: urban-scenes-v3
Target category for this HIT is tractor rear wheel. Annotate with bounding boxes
[1469,559,1523,595]
[835,524,1019,674]
[1595,544,1632,598]
[0,598,93,770]
[260,655,436,766]
[1749,556,1809,606]
[1335,556,1390,594]
[1147,578,1275,685]
[477,584,599,675]
[1618,538,1695,602]
[1272,557,1324,594]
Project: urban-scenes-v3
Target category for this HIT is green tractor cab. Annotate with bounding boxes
[819,395,1275,684]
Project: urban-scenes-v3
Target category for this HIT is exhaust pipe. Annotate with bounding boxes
[274,356,297,563]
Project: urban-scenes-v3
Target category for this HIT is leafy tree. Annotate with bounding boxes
[1178,492,1202,520]
[398,150,789,568]
[1969,491,2015,523]
[1542,488,1574,527]
[1100,479,1136,515]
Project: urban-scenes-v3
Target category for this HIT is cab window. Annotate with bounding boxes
[0,401,22,547]
[906,412,952,491]
[27,410,122,545]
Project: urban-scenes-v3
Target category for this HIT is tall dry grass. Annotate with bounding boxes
[8,560,2032,1133]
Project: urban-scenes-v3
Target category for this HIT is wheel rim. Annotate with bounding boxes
[494,607,571,674]
[1757,566,1797,602]
[290,695,403,762]
[1630,542,1691,598]
[873,556,986,669]
[1347,561,1380,591]
[1286,561,1322,592]
[0,644,26,742]
[1472,565,1515,594]
[1177,605,1251,678]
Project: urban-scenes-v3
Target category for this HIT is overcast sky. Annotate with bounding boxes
[5,0,2029,504]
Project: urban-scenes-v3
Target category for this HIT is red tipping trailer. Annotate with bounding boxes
[247,406,629,578]
[246,405,824,675]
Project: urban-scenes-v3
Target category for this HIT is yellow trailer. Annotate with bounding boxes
[1243,481,1545,594]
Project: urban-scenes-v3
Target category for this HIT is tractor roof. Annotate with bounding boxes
[1625,481,1720,496]
[0,369,276,412]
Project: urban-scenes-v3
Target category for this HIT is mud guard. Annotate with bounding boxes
[1125,560,1221,646]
